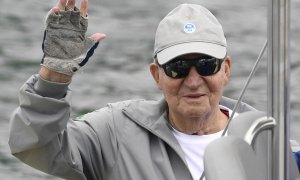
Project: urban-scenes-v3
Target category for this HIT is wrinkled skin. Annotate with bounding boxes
[150,54,232,135]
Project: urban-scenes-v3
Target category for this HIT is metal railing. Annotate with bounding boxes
[267,0,291,179]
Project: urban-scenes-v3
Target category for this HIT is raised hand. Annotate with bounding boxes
[41,0,106,78]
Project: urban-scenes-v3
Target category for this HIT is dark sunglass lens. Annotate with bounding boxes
[163,57,223,78]
[196,58,221,76]
[165,60,190,78]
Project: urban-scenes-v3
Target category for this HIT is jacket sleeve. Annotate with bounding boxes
[8,74,118,180]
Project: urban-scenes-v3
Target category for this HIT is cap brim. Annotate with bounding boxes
[156,42,226,65]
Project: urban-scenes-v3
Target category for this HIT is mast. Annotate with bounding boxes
[267,0,291,179]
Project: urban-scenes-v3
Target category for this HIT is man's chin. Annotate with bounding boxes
[181,98,207,107]
[180,105,209,118]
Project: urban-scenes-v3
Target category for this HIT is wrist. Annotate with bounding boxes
[39,66,72,83]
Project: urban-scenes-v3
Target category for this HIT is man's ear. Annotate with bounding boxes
[149,63,161,89]
[223,55,232,85]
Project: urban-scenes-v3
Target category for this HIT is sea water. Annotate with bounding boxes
[0,0,299,179]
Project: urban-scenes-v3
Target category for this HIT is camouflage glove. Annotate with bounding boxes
[41,7,99,76]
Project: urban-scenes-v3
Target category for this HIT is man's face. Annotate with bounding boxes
[150,54,231,122]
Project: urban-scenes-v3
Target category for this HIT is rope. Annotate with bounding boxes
[199,40,268,180]
[222,40,268,136]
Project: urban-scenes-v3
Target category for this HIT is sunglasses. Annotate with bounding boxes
[160,56,224,79]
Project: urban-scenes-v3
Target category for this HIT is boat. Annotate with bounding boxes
[202,0,300,179]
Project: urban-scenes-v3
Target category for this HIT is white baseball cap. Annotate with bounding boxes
[154,4,227,65]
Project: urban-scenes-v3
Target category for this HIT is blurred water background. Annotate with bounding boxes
[0,0,299,179]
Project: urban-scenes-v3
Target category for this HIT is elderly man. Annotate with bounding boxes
[9,0,255,180]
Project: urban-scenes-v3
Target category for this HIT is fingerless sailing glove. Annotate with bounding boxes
[41,7,99,76]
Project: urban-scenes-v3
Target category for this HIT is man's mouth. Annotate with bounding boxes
[183,93,205,99]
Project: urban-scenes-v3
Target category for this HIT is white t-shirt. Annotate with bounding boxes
[171,105,236,180]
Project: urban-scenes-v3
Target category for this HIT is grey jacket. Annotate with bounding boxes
[9,75,256,180]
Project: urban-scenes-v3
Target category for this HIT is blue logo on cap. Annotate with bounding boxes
[184,23,196,33]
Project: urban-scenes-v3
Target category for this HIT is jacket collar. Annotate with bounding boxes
[122,98,188,165]
[122,97,255,136]
[121,96,256,168]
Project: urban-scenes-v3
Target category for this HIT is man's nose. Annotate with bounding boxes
[184,66,204,88]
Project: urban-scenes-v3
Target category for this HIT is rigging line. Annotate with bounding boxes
[199,171,205,180]
[221,40,268,137]
[198,40,268,180]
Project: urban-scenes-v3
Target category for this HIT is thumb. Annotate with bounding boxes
[89,33,106,42]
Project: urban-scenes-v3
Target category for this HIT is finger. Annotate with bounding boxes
[51,7,60,14]
[80,0,88,17]
[90,33,106,42]
[66,0,76,10]
[57,0,68,10]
